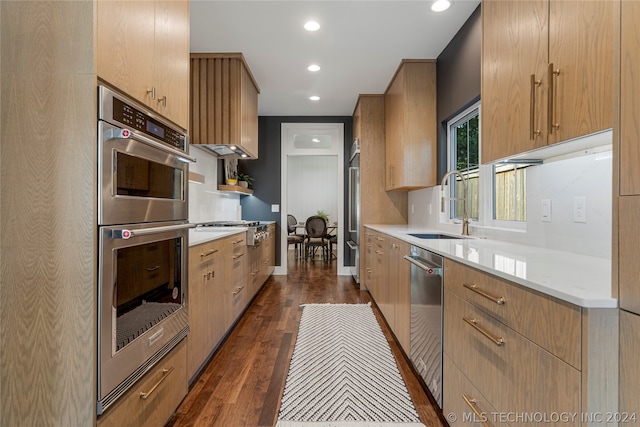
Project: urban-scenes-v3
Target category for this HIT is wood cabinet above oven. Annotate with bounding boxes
[96,0,190,130]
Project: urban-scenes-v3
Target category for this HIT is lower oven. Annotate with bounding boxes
[404,246,443,409]
[97,221,193,414]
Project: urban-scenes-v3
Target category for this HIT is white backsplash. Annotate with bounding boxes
[409,149,613,259]
[188,146,241,224]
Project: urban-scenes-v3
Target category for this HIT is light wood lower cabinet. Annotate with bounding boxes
[444,290,580,426]
[187,238,225,381]
[444,260,618,427]
[445,260,581,369]
[444,354,508,427]
[97,340,187,427]
[187,228,275,383]
[620,310,640,419]
[362,227,411,352]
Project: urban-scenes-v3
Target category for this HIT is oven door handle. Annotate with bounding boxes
[106,128,197,163]
[111,223,196,239]
[403,255,443,276]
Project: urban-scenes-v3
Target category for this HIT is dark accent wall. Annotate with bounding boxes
[239,116,353,266]
[436,5,482,180]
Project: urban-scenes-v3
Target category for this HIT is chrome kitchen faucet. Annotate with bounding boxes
[440,170,470,236]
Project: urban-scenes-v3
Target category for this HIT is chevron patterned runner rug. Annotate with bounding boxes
[276,303,426,427]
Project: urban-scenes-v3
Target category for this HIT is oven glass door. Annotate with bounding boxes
[98,221,190,412]
[98,121,189,225]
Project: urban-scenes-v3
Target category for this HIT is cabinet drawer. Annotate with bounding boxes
[443,355,508,427]
[97,339,187,427]
[444,260,581,369]
[225,234,247,291]
[444,291,580,426]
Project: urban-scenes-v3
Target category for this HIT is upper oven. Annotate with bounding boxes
[98,85,195,225]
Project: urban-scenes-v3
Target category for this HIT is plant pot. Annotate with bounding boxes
[226,179,238,185]
[238,181,249,188]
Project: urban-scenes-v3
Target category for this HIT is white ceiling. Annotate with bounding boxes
[190,0,481,116]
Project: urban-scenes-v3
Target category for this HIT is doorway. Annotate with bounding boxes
[277,123,348,275]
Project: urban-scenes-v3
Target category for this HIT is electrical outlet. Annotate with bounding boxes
[411,204,415,214]
[428,203,432,215]
[573,196,586,223]
[541,199,551,222]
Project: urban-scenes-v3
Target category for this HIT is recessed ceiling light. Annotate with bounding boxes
[309,96,320,101]
[312,138,320,143]
[304,21,320,31]
[431,0,451,12]
[308,64,321,72]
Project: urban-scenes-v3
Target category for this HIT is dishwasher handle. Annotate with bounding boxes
[404,255,443,276]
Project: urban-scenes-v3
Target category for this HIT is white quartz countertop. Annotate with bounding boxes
[189,227,245,247]
[366,224,616,309]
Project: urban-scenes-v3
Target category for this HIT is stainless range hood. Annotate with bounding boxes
[197,143,256,159]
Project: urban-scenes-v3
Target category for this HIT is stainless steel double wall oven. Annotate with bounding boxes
[97,85,195,413]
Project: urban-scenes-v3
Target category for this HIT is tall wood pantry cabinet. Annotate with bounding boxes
[384,60,437,191]
[619,0,640,416]
[97,0,190,129]
[2,1,191,425]
[482,0,615,163]
[353,95,408,287]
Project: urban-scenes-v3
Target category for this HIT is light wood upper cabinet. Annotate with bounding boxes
[482,0,615,163]
[97,0,190,130]
[384,60,437,191]
[190,53,261,159]
[620,0,640,195]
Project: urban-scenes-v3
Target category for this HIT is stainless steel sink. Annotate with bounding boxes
[408,233,467,239]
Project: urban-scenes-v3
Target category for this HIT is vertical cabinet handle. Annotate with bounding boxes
[530,74,541,140]
[146,87,156,100]
[548,63,560,134]
[158,96,167,108]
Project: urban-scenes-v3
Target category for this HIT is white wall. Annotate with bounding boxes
[408,150,613,259]
[188,147,241,223]
[287,155,338,225]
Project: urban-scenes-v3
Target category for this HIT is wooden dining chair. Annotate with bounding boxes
[304,216,329,260]
[287,214,304,258]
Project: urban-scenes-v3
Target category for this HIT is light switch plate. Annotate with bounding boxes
[271,204,280,213]
[541,199,551,222]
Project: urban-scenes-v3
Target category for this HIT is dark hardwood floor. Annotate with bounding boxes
[166,252,446,427]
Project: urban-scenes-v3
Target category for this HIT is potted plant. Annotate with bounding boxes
[235,172,254,188]
[316,210,329,222]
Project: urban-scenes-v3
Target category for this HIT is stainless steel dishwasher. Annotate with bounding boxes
[404,246,443,409]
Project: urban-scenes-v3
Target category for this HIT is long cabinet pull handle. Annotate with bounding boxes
[146,87,156,100]
[232,253,245,260]
[147,265,160,272]
[201,249,219,257]
[158,95,167,108]
[530,74,541,140]
[232,286,244,296]
[463,283,506,305]
[140,367,174,400]
[375,250,384,255]
[462,394,493,427]
[233,239,245,245]
[548,63,560,134]
[463,317,504,346]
